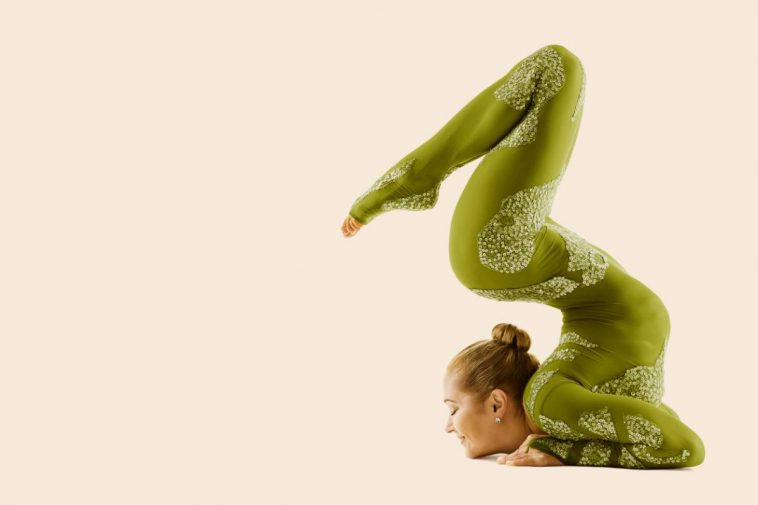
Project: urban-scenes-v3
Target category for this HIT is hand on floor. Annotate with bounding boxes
[497,434,565,467]
[341,215,363,237]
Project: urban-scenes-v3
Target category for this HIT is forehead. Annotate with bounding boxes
[443,371,463,396]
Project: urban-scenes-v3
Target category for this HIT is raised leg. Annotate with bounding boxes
[447,45,587,293]
[348,44,583,226]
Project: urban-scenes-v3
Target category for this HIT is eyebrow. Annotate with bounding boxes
[444,399,457,404]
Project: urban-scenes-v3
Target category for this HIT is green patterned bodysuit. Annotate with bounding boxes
[348,45,705,469]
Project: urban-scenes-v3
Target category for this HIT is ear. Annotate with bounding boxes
[490,388,508,415]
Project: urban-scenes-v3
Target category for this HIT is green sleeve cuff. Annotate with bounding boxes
[348,208,372,226]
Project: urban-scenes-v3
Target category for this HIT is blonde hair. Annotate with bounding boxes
[446,323,541,412]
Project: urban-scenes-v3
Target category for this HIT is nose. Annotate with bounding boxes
[445,418,455,434]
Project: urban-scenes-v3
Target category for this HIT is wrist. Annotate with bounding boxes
[349,208,372,226]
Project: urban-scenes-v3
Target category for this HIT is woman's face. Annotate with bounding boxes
[442,371,527,458]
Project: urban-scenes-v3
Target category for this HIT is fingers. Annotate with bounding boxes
[498,453,531,466]
[505,456,543,466]
[341,216,363,237]
[497,449,527,464]
[497,435,556,466]
[341,217,353,237]
[498,447,559,467]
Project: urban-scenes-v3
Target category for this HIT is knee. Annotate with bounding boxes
[683,432,706,467]
[546,44,583,74]
[546,44,576,60]
[665,427,706,468]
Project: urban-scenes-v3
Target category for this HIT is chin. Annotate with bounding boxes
[463,446,480,459]
[466,445,497,459]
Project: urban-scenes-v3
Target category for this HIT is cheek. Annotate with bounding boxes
[457,412,474,433]
[461,413,487,438]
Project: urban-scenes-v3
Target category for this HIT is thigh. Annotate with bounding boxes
[449,45,587,288]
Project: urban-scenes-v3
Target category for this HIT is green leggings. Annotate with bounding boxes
[348,44,705,468]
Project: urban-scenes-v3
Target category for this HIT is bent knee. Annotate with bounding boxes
[546,44,580,62]
[663,428,706,468]
[545,44,584,78]
[683,432,706,467]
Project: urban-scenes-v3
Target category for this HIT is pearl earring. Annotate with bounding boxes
[495,417,502,424]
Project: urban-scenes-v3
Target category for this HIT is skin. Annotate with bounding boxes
[341,215,363,237]
[342,217,563,466]
[443,371,563,466]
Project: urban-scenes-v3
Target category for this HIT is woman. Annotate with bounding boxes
[340,44,705,469]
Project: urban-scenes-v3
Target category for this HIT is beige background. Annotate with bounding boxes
[1,0,756,504]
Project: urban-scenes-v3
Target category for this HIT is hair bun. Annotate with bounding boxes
[491,323,532,353]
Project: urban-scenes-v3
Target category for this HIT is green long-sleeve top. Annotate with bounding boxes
[347,44,704,469]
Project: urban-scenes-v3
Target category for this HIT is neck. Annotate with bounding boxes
[523,409,547,435]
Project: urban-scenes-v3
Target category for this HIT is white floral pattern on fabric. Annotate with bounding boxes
[577,440,613,466]
[478,175,564,273]
[491,45,566,149]
[591,335,668,406]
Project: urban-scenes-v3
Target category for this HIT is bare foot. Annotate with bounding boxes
[341,215,363,237]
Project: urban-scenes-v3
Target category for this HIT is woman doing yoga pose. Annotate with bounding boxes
[340,44,705,469]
